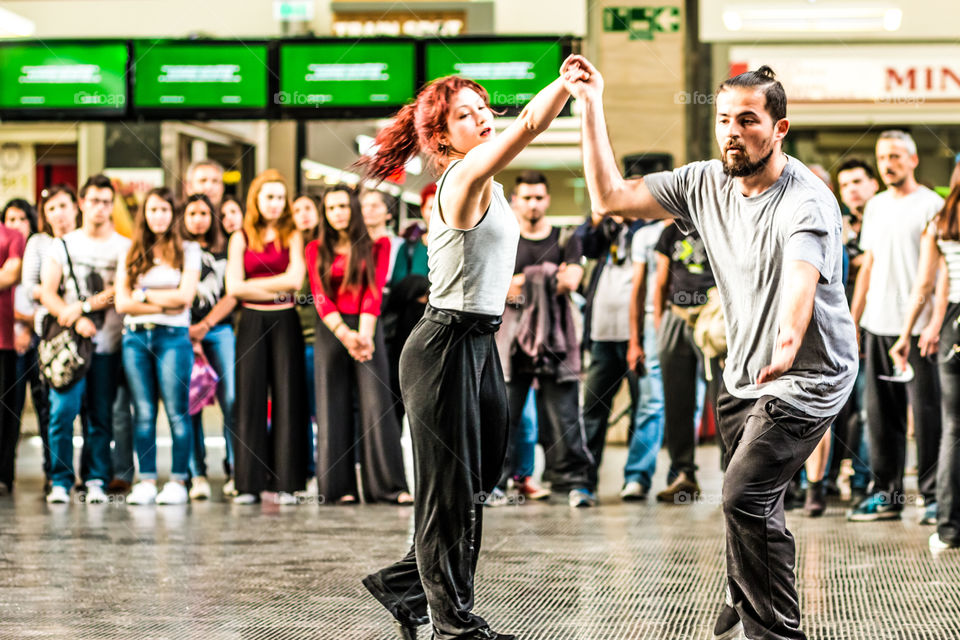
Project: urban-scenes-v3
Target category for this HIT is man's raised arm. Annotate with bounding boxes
[562,55,673,221]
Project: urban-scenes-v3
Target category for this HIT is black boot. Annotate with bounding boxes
[433,628,515,640]
[804,480,827,517]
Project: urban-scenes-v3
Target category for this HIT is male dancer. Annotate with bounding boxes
[563,58,858,640]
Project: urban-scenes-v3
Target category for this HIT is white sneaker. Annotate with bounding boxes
[46,485,70,504]
[276,492,299,505]
[127,481,158,505]
[233,493,259,505]
[620,481,649,501]
[189,477,211,501]
[156,482,189,505]
[304,477,319,496]
[222,478,238,497]
[930,532,959,551]
[85,482,108,504]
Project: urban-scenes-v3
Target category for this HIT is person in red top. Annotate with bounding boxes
[225,169,308,505]
[306,183,411,505]
[0,218,26,495]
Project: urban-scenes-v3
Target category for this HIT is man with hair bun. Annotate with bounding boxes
[565,58,858,640]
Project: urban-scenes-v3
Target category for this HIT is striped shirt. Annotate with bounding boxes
[938,238,960,303]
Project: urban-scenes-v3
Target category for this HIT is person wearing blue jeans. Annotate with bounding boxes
[122,326,194,497]
[491,387,543,504]
[182,192,238,500]
[115,187,201,506]
[619,220,666,499]
[40,174,131,505]
[47,353,121,496]
[578,217,646,499]
[622,316,664,494]
[188,324,236,480]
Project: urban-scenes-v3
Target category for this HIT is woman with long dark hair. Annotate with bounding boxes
[225,170,307,505]
[181,193,237,500]
[891,176,960,552]
[306,184,410,505]
[17,186,79,491]
[360,65,580,640]
[116,187,201,505]
[219,194,244,237]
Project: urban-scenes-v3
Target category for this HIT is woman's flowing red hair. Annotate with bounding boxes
[359,76,493,181]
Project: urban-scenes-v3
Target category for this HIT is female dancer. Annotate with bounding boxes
[361,63,581,640]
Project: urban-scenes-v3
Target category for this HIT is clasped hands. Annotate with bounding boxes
[341,329,374,363]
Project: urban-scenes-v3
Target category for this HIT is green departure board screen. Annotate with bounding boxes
[278,41,416,108]
[0,42,127,112]
[424,40,563,108]
[133,41,268,109]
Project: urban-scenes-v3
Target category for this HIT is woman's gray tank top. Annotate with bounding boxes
[427,160,519,316]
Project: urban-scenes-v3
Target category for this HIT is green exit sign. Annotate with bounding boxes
[274,0,313,21]
[603,7,681,40]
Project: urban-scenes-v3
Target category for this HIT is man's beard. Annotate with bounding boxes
[722,143,775,178]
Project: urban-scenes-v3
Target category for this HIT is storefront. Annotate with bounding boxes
[701,0,960,187]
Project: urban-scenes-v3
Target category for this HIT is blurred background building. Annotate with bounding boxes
[0,0,957,225]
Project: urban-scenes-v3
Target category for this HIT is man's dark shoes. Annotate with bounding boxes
[434,627,515,640]
[712,604,743,639]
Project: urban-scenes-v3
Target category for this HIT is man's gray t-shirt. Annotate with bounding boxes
[644,157,858,417]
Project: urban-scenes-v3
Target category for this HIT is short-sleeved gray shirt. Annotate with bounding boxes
[644,156,858,417]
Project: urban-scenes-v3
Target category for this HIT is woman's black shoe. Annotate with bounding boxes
[437,627,514,640]
[395,620,418,639]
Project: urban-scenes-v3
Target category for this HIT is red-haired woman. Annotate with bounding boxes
[891,177,960,552]
[225,170,308,505]
[360,66,581,640]
[306,184,411,505]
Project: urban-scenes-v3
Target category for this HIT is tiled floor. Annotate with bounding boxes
[1,443,958,639]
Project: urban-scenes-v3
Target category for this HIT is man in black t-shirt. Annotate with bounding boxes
[495,170,596,508]
[653,221,724,504]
